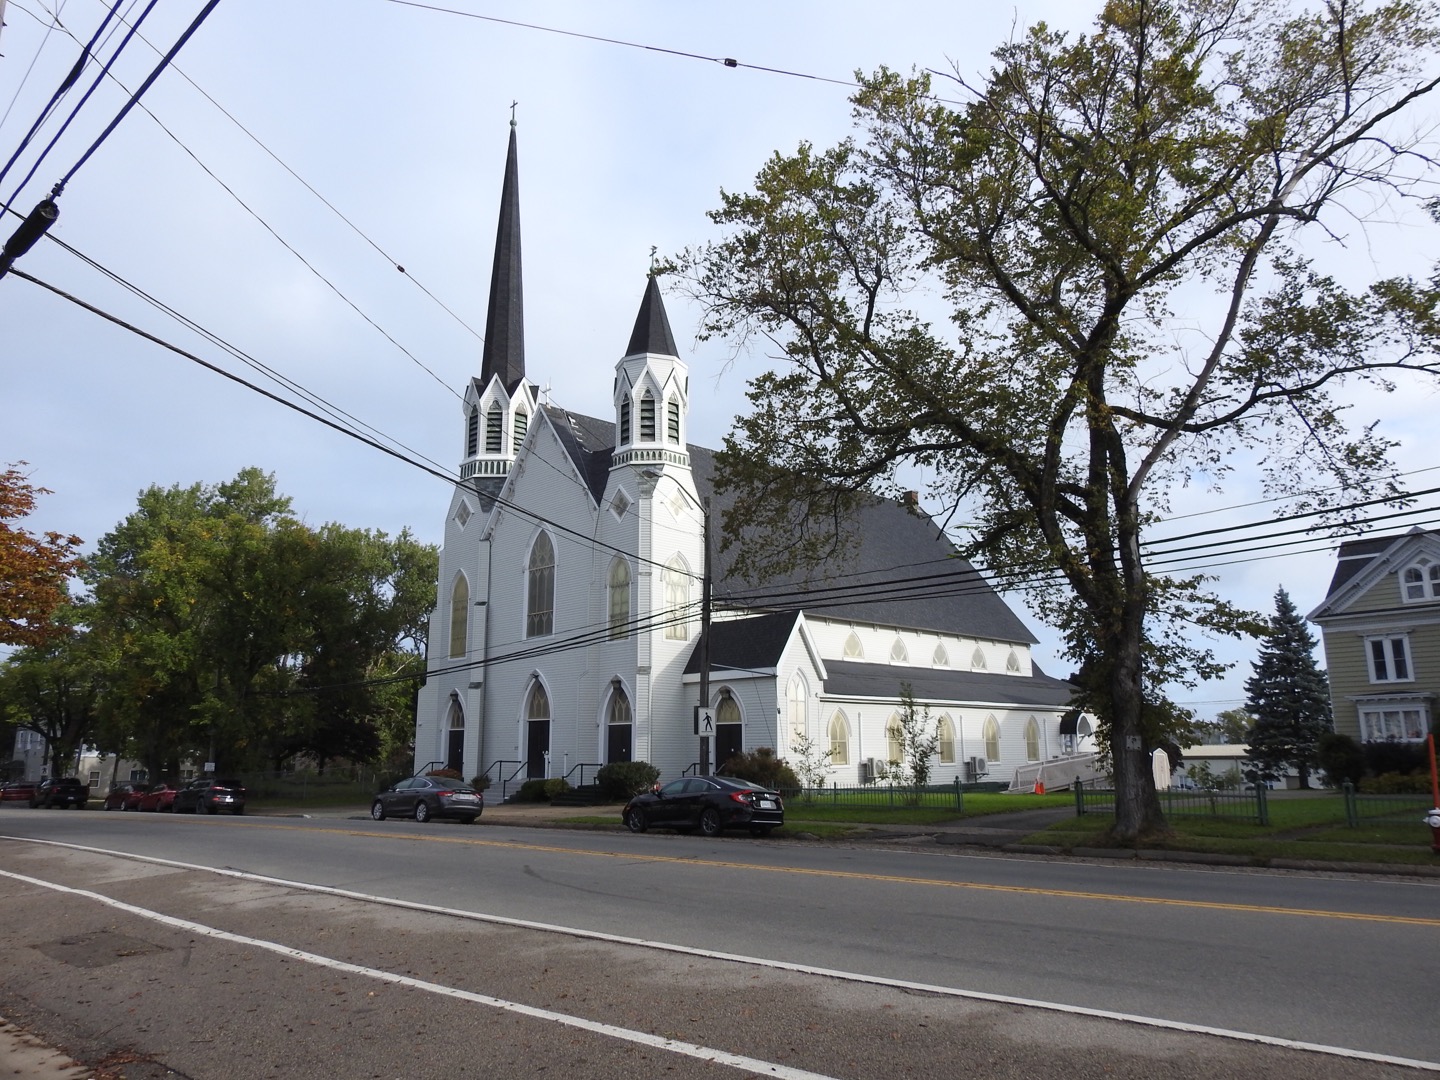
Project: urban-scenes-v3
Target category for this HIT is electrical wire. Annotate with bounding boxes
[1,0,154,211]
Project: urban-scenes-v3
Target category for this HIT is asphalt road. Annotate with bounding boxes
[0,807,1436,1078]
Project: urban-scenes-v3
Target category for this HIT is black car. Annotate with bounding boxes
[30,777,90,809]
[371,775,484,824]
[623,776,783,837]
[173,778,247,815]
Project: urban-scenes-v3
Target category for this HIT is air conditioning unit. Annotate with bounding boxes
[966,756,988,781]
[861,757,886,783]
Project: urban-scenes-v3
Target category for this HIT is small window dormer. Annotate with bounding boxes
[890,637,909,663]
[844,631,864,659]
[1401,555,1440,603]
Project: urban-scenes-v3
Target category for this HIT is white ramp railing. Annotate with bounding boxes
[1008,754,1107,793]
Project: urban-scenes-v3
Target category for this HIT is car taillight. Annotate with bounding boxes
[436,789,454,797]
[728,792,750,805]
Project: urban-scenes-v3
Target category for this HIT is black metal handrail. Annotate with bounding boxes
[561,762,604,788]
[480,759,526,802]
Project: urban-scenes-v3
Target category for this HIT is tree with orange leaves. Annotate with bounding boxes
[0,464,84,647]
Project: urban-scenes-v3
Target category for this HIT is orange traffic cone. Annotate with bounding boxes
[1033,779,1046,795]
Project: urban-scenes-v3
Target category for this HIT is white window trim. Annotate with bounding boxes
[1364,634,1414,684]
[1399,555,1440,604]
[1358,702,1430,742]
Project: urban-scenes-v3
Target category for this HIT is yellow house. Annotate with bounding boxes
[1307,527,1440,744]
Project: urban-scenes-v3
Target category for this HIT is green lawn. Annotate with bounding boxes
[1036,790,1438,866]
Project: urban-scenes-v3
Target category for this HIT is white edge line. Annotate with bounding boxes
[6,834,1439,1073]
[0,863,837,1080]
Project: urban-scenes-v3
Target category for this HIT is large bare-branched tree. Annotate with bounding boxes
[676,0,1440,839]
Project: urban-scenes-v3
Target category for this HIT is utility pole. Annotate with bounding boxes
[699,495,712,775]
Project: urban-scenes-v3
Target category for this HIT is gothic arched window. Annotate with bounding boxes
[526,533,555,637]
[663,556,690,640]
[608,557,631,639]
[448,574,468,658]
[983,716,1000,762]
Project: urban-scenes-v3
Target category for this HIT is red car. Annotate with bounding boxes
[102,783,149,811]
[136,783,180,812]
[1,780,39,803]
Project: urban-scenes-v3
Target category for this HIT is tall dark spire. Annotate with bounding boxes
[625,274,678,357]
[480,121,525,391]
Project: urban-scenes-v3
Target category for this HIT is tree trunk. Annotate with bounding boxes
[1105,610,1168,843]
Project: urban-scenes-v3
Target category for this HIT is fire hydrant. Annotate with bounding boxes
[1426,808,1440,855]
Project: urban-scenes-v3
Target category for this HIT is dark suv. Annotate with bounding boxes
[31,777,90,809]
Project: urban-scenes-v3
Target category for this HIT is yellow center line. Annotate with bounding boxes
[257,820,1440,928]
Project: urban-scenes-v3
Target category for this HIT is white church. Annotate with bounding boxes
[412,125,1092,795]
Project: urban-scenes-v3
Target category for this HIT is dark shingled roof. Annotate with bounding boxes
[821,660,1075,708]
[480,124,526,393]
[683,611,802,675]
[1324,531,1421,599]
[625,275,679,358]
[537,403,1039,644]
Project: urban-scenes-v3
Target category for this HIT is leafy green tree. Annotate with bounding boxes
[83,469,438,777]
[0,618,103,776]
[1243,587,1332,788]
[676,0,1440,839]
[277,524,437,770]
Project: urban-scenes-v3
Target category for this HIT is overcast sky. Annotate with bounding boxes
[2,1,1437,718]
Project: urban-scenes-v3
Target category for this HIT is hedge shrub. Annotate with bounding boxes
[716,747,798,790]
[596,760,660,800]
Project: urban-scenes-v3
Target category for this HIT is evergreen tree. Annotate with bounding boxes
[1243,588,1332,788]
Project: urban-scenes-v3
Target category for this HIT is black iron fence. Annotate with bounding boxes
[1074,779,1271,825]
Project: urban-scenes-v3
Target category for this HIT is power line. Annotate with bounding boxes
[385,1,862,91]
[2,7,464,399]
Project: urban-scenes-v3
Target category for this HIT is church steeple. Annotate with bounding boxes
[461,119,536,495]
[613,274,689,471]
[625,273,678,358]
[480,119,525,391]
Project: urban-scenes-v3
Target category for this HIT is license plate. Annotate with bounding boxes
[452,793,477,802]
[758,799,776,809]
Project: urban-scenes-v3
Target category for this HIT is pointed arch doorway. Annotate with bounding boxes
[606,685,633,763]
[714,691,742,772]
[526,683,550,779]
[446,697,465,773]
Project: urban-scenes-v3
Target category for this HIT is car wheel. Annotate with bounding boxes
[370,801,386,821]
[414,801,431,823]
[623,808,648,833]
[699,808,722,837]
[749,825,773,837]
